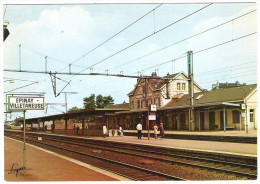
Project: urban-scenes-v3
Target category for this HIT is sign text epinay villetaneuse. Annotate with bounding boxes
[8,96,44,110]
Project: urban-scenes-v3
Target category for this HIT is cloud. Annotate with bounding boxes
[5,6,96,64]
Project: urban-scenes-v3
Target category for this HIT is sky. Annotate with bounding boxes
[1,1,258,120]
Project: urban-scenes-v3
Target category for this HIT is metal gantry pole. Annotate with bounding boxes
[187,51,194,131]
[61,92,78,113]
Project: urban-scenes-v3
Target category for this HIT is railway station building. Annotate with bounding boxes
[116,72,257,132]
[19,72,257,136]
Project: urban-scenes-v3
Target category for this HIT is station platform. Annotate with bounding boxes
[5,130,257,156]
[4,136,130,181]
[123,129,257,137]
[94,134,257,156]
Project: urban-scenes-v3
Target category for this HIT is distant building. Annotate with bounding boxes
[212,81,247,90]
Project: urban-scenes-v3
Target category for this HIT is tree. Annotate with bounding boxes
[83,94,114,109]
[103,95,114,107]
[83,94,96,109]
[68,106,81,113]
[96,94,104,108]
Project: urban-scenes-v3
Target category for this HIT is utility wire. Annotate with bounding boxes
[195,61,256,76]
[196,64,256,77]
[74,60,257,93]
[137,32,257,73]
[109,9,256,71]
[58,4,163,72]
[5,82,38,93]
[199,72,256,85]
[41,3,212,94]
[62,3,213,81]
[198,69,257,82]
[4,77,38,83]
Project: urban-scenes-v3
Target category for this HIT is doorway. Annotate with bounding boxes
[172,114,178,130]
[209,111,215,130]
[199,112,205,130]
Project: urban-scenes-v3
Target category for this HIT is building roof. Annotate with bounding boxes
[128,72,181,96]
[163,84,257,108]
[104,103,129,110]
[212,81,247,90]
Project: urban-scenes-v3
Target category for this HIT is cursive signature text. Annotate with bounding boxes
[8,163,25,177]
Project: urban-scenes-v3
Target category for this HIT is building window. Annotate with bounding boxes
[182,83,186,90]
[232,110,240,123]
[131,101,134,108]
[177,83,181,90]
[250,109,254,122]
[138,100,141,108]
[145,100,148,107]
[157,97,161,107]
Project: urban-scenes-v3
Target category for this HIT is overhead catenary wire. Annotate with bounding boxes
[195,61,256,76]
[108,9,256,71]
[57,4,163,72]
[196,64,256,77]
[197,69,257,83]
[136,32,257,73]
[61,3,213,82]
[4,81,38,93]
[199,72,256,85]
[38,3,213,95]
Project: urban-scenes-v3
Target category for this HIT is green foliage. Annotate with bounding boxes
[68,106,81,113]
[83,94,96,109]
[83,94,114,109]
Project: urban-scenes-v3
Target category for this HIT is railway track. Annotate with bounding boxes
[5,132,185,181]
[5,131,257,180]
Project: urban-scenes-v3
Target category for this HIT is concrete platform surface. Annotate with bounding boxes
[4,137,131,181]
[5,130,257,156]
[94,135,257,156]
[123,130,257,137]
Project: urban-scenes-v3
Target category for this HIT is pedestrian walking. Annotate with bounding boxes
[159,122,164,139]
[154,124,158,139]
[136,122,142,139]
[103,125,108,138]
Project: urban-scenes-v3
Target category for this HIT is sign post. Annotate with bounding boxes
[23,110,26,174]
[7,95,45,175]
[149,104,157,140]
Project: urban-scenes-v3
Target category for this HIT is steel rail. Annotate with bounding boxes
[39,135,257,179]
[5,132,257,180]
[5,133,185,181]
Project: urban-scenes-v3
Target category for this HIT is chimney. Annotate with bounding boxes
[151,72,157,78]
[216,82,219,90]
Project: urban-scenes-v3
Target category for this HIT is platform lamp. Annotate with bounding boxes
[3,20,10,41]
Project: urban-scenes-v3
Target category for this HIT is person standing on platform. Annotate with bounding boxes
[136,122,142,139]
[103,125,108,138]
[159,122,164,139]
[119,126,123,136]
[154,124,158,139]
